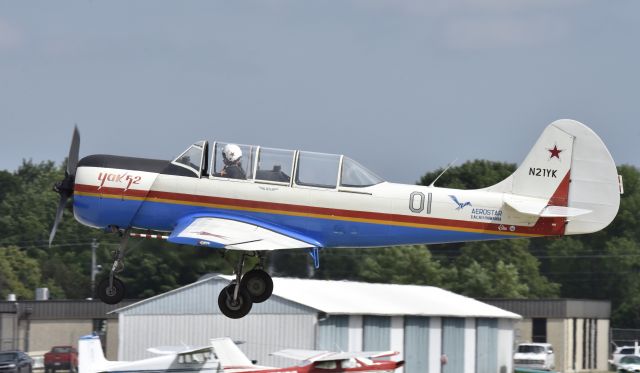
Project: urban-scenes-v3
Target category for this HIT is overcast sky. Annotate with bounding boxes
[0,1,638,183]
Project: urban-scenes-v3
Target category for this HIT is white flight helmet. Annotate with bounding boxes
[222,144,242,164]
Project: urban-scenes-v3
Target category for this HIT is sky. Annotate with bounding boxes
[0,1,638,184]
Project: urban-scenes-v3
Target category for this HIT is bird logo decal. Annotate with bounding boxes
[449,195,472,210]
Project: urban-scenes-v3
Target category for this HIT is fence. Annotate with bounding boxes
[611,328,640,348]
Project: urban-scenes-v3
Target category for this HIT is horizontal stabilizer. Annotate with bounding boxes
[540,205,591,218]
[504,194,591,218]
[503,194,548,216]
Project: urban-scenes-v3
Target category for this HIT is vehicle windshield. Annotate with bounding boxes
[340,157,384,187]
[621,356,640,364]
[172,141,206,175]
[517,345,545,353]
[52,347,72,353]
[0,353,16,362]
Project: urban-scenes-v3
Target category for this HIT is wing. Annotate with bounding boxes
[271,349,398,362]
[147,345,213,356]
[270,349,332,362]
[167,214,320,251]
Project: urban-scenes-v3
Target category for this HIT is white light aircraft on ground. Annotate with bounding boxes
[78,334,403,373]
[50,119,622,318]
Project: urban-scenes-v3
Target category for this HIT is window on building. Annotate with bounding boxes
[92,319,107,354]
[532,318,547,343]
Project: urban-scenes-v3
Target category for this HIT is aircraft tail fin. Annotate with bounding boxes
[486,119,621,235]
[210,338,254,367]
[79,334,108,373]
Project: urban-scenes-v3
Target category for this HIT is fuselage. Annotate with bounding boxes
[72,154,566,249]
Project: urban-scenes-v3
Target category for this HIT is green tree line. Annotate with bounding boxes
[0,160,638,327]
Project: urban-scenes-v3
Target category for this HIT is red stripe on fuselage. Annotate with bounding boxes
[74,173,571,237]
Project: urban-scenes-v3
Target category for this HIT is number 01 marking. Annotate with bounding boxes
[410,191,432,214]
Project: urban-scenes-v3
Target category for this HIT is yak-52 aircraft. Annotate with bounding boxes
[50,119,622,318]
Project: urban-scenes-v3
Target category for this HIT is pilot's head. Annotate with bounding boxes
[222,144,242,165]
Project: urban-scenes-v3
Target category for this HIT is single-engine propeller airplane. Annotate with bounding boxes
[79,334,403,373]
[50,119,622,318]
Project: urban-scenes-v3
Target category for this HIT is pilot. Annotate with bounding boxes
[220,144,247,179]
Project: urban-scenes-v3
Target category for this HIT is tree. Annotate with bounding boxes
[417,160,560,298]
[447,240,559,298]
[0,246,60,300]
[354,246,450,286]
[418,159,516,189]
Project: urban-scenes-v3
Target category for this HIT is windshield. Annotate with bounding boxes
[622,356,640,364]
[340,157,384,187]
[0,353,16,362]
[52,347,72,353]
[517,345,545,353]
[172,141,206,175]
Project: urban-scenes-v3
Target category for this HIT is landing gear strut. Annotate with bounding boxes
[96,228,129,305]
[217,252,273,319]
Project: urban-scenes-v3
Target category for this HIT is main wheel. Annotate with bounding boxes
[218,284,253,319]
[240,269,273,303]
[96,277,126,305]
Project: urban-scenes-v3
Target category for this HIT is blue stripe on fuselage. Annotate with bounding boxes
[74,195,514,247]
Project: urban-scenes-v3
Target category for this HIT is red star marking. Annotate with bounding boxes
[548,145,562,159]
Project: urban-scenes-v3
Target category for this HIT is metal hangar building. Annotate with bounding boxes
[113,274,520,372]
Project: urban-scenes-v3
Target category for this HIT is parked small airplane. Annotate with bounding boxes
[50,119,622,318]
[271,349,403,372]
[78,334,403,373]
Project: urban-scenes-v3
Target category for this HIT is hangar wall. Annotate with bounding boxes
[119,314,317,366]
[29,320,92,351]
[116,277,519,372]
[315,315,513,373]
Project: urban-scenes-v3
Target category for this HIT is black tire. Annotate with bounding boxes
[240,269,273,303]
[218,284,252,319]
[96,276,126,305]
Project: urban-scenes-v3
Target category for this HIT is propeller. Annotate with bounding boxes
[49,126,80,247]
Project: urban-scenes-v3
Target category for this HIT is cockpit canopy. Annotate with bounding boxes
[171,141,384,188]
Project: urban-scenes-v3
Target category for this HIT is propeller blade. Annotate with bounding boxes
[67,126,80,177]
[49,194,68,247]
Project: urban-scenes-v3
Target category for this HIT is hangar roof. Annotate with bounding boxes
[113,274,521,319]
[262,276,520,319]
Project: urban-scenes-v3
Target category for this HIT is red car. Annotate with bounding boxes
[43,346,78,373]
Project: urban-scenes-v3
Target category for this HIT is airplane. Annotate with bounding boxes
[78,334,403,373]
[50,119,622,318]
[271,349,403,372]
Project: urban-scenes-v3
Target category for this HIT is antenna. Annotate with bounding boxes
[429,159,457,187]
